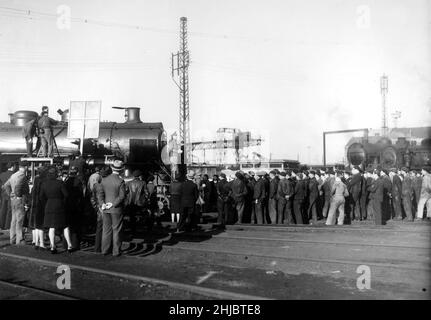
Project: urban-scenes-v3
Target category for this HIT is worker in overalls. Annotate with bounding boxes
[37,110,58,157]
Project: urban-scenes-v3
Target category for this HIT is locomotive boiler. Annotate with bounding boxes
[346,127,431,170]
[0,107,170,175]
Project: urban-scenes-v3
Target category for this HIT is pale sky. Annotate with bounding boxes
[1,0,430,164]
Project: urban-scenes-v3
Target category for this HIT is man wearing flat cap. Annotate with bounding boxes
[416,166,431,220]
[252,172,266,224]
[98,159,127,256]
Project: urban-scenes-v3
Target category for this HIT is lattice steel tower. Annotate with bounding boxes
[172,17,191,175]
[380,74,389,137]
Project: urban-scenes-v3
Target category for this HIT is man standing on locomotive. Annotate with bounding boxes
[22,117,39,157]
[37,108,58,158]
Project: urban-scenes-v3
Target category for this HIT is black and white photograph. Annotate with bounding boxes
[0,0,430,308]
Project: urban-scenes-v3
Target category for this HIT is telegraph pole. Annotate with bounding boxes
[380,74,389,136]
[171,17,190,179]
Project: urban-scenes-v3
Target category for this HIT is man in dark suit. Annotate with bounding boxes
[293,172,306,225]
[307,170,319,225]
[380,169,393,223]
[268,170,279,224]
[216,173,231,226]
[231,172,248,224]
[179,172,199,231]
[276,171,292,224]
[252,172,266,224]
[97,160,127,257]
[369,169,385,225]
[349,166,363,221]
[389,168,403,220]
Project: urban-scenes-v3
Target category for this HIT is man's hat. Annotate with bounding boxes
[219,173,227,179]
[286,169,292,176]
[279,171,287,177]
[269,170,277,175]
[309,170,316,175]
[326,168,335,175]
[400,167,409,173]
[110,160,125,172]
[274,169,280,174]
[248,171,255,176]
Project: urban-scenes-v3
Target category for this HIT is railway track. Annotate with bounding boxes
[0,251,271,300]
[0,279,78,300]
[224,222,431,234]
[1,222,429,299]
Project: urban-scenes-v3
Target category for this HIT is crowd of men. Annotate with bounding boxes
[0,159,430,257]
[0,159,161,257]
[207,165,431,227]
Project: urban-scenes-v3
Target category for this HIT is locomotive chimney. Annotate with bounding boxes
[125,107,142,123]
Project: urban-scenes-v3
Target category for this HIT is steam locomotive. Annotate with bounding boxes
[346,128,431,170]
[0,107,172,207]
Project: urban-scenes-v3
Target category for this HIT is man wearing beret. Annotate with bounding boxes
[400,167,414,221]
[416,166,431,220]
[389,168,403,220]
